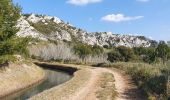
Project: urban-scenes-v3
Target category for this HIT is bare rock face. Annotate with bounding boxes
[16,14,156,47]
[16,16,47,40]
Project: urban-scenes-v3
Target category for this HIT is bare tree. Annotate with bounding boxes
[29,43,108,64]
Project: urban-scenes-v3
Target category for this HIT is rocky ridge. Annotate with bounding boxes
[16,14,157,47]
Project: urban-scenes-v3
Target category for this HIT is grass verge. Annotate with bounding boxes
[96,62,169,100]
[96,72,117,100]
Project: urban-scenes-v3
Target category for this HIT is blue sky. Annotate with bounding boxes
[13,0,170,41]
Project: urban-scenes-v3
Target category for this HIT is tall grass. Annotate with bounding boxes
[98,62,170,99]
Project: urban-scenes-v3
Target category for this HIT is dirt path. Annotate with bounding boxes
[29,63,145,100]
[108,68,146,100]
[70,67,145,100]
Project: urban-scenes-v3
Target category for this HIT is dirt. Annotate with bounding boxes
[67,67,146,100]
[109,68,146,100]
[29,63,146,100]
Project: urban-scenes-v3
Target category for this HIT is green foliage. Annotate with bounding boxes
[133,47,156,63]
[0,0,21,41]
[14,37,30,57]
[73,43,104,59]
[74,43,92,59]
[92,45,104,55]
[117,46,136,62]
[156,41,169,64]
[0,39,16,56]
[107,46,136,62]
[0,0,29,63]
[0,55,16,64]
[29,20,61,35]
[107,50,121,62]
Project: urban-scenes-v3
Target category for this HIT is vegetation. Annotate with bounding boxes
[107,41,170,64]
[29,20,62,35]
[73,43,104,59]
[96,62,169,99]
[29,43,107,64]
[0,0,29,64]
[155,41,170,64]
[95,41,170,99]
[96,72,117,100]
[1,1,170,99]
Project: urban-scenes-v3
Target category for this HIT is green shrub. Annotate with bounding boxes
[107,46,136,62]
[0,55,16,64]
[73,43,104,59]
[107,50,121,62]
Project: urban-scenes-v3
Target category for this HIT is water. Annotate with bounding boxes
[4,67,72,100]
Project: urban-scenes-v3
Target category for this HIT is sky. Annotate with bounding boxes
[13,0,170,41]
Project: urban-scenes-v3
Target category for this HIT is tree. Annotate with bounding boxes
[117,46,136,62]
[0,0,27,63]
[143,48,156,64]
[155,41,169,64]
[73,43,92,60]
[0,0,21,41]
[107,50,121,62]
[133,47,156,63]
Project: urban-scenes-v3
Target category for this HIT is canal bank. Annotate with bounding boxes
[0,62,78,100]
[0,63,45,99]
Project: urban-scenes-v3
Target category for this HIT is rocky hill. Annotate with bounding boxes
[16,14,157,47]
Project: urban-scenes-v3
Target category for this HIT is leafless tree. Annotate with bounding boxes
[29,43,108,64]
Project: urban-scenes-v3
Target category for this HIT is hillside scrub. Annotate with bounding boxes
[107,41,170,64]
[97,62,169,99]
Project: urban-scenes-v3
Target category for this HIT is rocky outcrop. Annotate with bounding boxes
[16,14,157,48]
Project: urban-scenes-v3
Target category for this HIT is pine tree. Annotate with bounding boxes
[0,0,20,41]
[0,0,21,63]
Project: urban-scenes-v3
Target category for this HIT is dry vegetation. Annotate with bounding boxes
[98,62,169,99]
[0,63,45,99]
[96,72,117,100]
[29,43,108,64]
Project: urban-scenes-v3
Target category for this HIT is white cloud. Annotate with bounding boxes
[67,0,102,6]
[101,14,144,23]
[137,0,150,2]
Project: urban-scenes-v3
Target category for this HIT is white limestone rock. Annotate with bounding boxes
[16,14,155,48]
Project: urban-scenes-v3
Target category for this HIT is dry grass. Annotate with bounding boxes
[98,62,169,99]
[0,63,45,98]
[96,72,117,100]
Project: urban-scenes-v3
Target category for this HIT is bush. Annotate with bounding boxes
[107,50,121,62]
[73,43,104,59]
[107,46,136,62]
